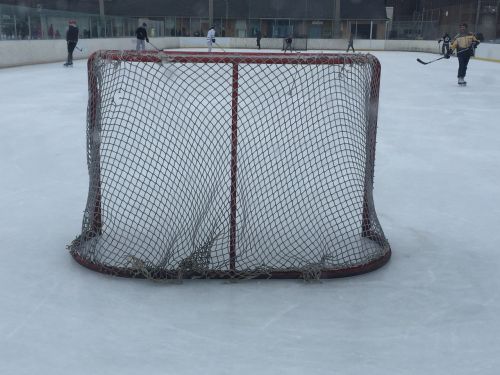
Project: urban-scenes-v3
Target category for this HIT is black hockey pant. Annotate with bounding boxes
[457,50,472,78]
[67,41,77,64]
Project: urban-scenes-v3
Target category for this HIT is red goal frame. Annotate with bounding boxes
[71,50,390,279]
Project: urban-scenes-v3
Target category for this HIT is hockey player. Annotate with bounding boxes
[135,23,149,51]
[444,23,480,86]
[207,25,216,52]
[283,35,293,53]
[438,32,451,56]
[346,34,355,53]
[64,20,78,67]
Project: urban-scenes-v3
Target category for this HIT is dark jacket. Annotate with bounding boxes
[66,25,79,43]
[439,34,451,44]
[136,26,149,41]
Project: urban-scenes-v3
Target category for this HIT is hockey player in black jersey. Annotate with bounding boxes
[438,33,451,56]
[135,23,149,51]
[64,20,79,67]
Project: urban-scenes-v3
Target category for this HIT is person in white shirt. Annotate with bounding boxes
[207,25,216,52]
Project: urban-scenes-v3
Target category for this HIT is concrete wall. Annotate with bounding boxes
[1,37,499,68]
[0,37,180,68]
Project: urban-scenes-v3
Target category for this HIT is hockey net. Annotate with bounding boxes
[68,50,391,280]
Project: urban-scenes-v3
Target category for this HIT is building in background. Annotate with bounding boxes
[387,0,500,41]
[0,0,387,40]
[0,0,498,41]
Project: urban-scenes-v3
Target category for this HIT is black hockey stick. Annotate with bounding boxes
[417,48,468,65]
[75,45,83,52]
[147,41,163,51]
[416,56,446,65]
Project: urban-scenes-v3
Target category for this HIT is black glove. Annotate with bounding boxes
[444,51,452,59]
[146,38,149,43]
[212,38,216,43]
[473,40,480,47]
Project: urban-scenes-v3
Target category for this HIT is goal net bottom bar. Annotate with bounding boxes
[69,232,390,280]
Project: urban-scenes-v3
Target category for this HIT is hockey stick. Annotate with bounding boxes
[214,41,226,52]
[416,56,446,65]
[416,48,468,65]
[75,45,83,52]
[147,41,163,51]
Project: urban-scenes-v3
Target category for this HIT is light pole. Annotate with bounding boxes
[496,0,500,40]
[474,0,481,31]
[209,0,213,27]
[225,0,228,34]
[98,0,105,37]
[333,0,341,38]
[99,0,105,18]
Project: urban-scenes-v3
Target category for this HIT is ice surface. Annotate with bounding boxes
[0,50,499,375]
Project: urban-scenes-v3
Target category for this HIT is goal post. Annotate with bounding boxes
[68,50,391,280]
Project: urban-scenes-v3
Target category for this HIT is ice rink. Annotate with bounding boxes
[1,49,500,375]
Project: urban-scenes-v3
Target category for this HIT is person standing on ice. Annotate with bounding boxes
[207,25,216,52]
[135,23,149,51]
[444,23,480,86]
[346,33,355,53]
[283,35,293,53]
[64,20,78,67]
[438,32,451,56]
